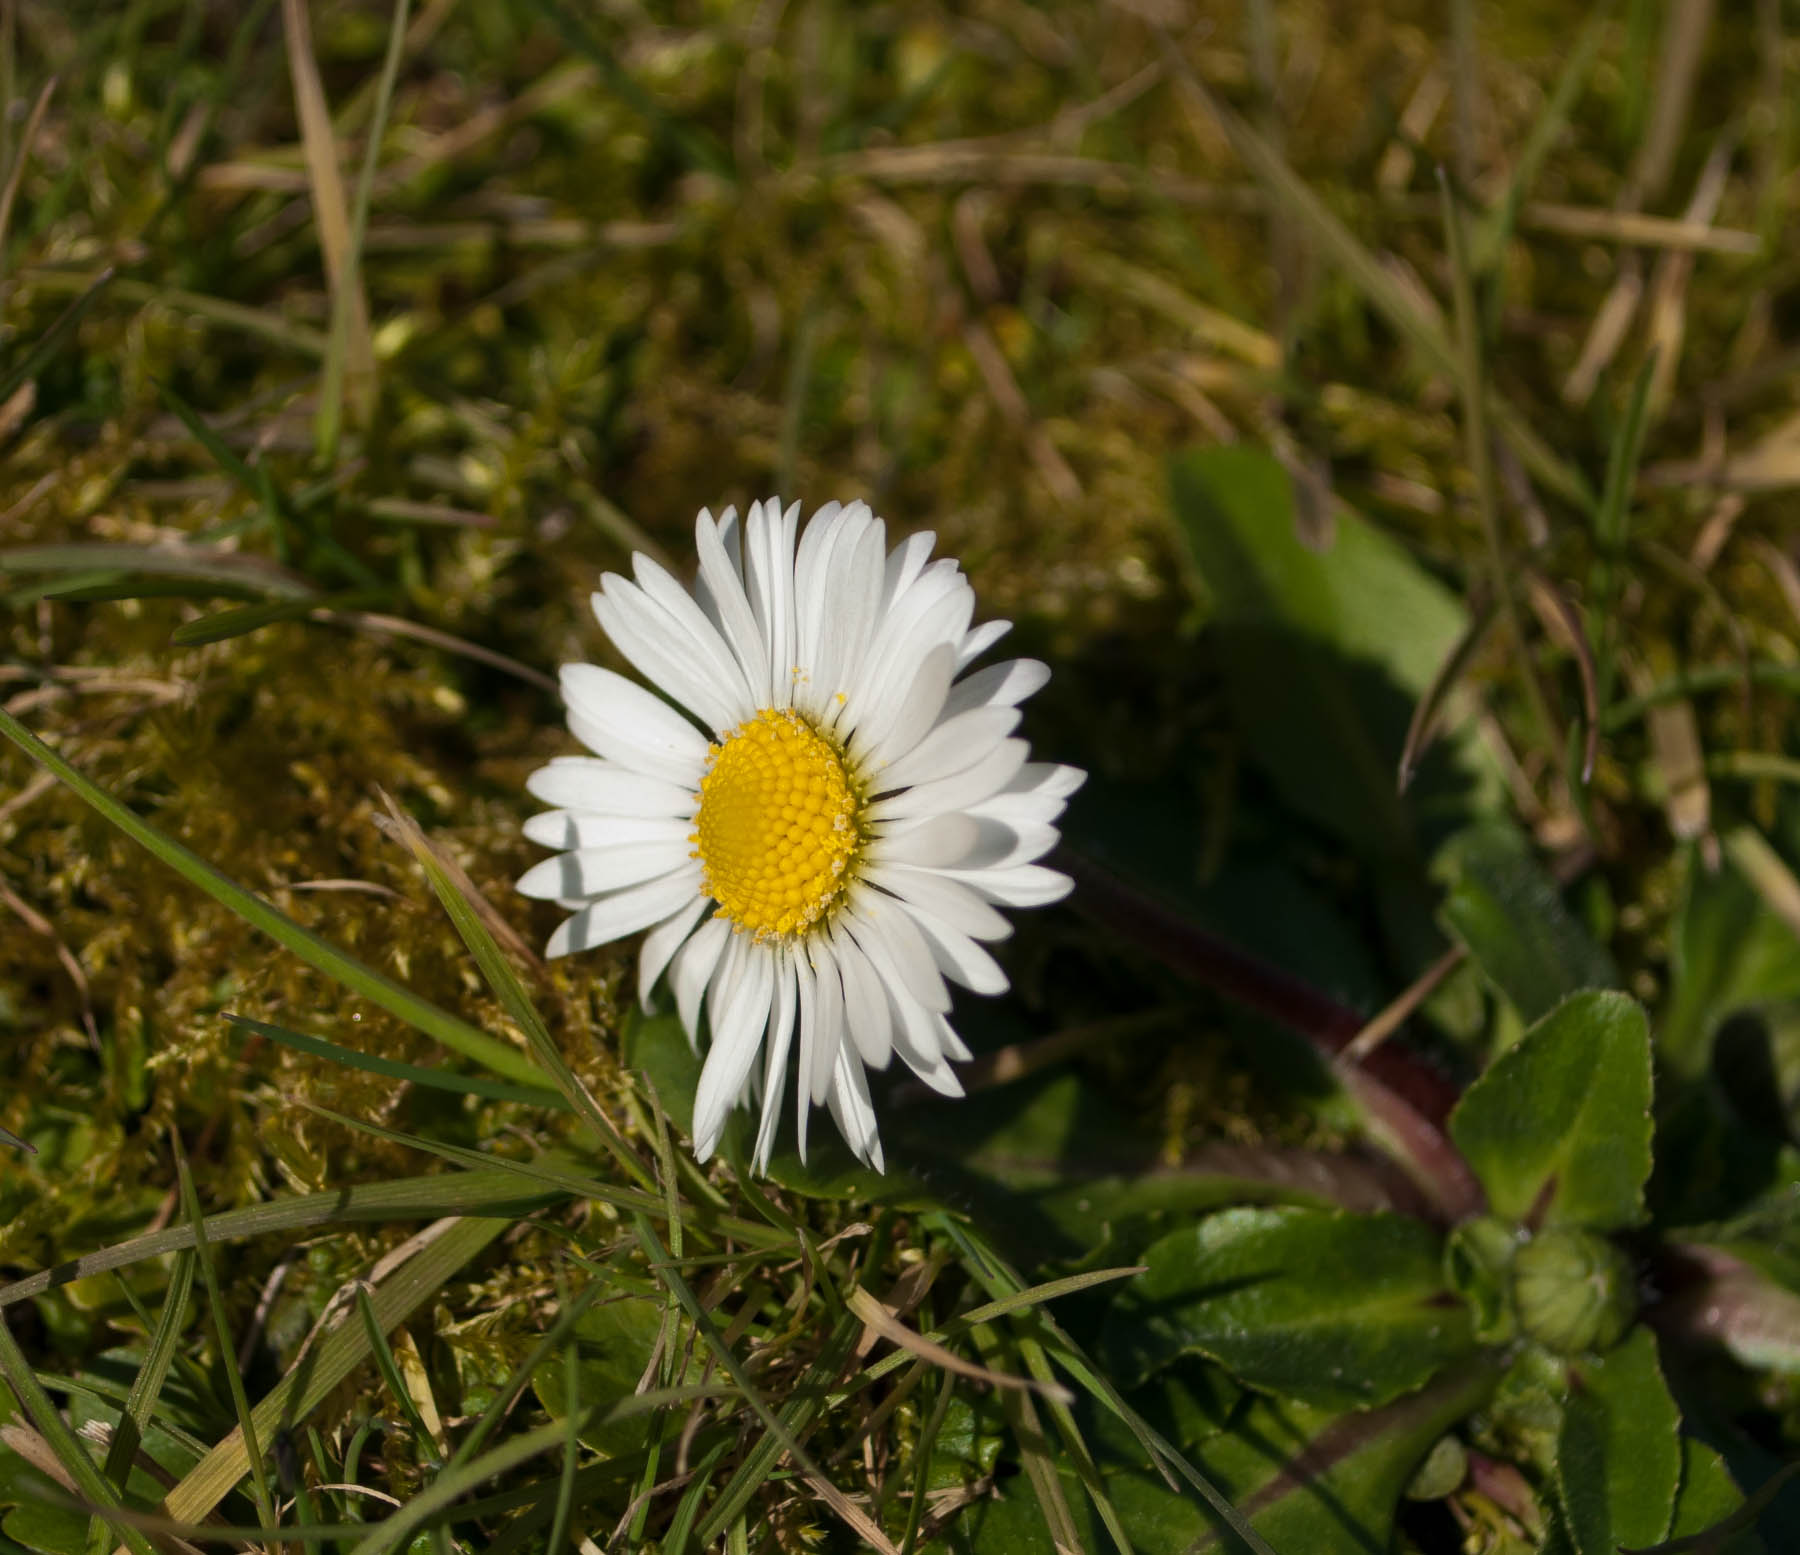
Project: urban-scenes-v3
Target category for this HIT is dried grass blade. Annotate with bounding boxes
[1158,31,1593,515]
[845,1286,1069,1401]
[156,1216,508,1531]
[318,0,408,457]
[281,0,375,425]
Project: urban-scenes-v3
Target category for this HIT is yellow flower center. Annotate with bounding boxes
[692,707,862,938]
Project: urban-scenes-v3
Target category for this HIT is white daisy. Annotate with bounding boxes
[518,498,1082,1172]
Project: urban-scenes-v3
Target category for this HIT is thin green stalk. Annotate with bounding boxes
[177,1154,279,1535]
[1440,171,1561,770]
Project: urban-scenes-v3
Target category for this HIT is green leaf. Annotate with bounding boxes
[1555,1328,1681,1555]
[1661,841,1800,1079]
[1450,990,1653,1231]
[532,1295,698,1457]
[1435,822,1619,1025]
[1100,1206,1473,1410]
[1649,1438,1766,1555]
[1169,446,1492,865]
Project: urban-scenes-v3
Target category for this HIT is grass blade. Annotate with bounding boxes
[159,1215,508,1527]
[176,1153,278,1535]
[1158,33,1594,516]
[0,267,113,404]
[637,1214,902,1555]
[1591,352,1659,710]
[99,1250,195,1493]
[317,0,408,458]
[0,705,543,1085]
[0,1315,159,1555]
[0,1170,567,1312]
[225,1012,570,1110]
[282,0,375,432]
[378,793,653,1187]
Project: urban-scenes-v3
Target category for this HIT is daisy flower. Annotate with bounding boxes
[518,499,1082,1172]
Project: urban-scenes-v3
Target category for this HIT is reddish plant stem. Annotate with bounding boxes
[1060,847,1485,1222]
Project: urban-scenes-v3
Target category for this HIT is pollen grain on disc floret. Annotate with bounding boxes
[690,705,864,940]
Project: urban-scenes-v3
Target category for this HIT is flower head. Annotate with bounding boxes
[519,499,1082,1171]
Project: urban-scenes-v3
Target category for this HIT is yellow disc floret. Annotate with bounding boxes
[692,708,862,938]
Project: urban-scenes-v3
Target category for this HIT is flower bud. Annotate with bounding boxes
[1510,1228,1636,1355]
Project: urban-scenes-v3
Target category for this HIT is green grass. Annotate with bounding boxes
[3,1,1800,1552]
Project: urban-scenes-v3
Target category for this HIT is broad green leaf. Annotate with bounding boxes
[1100,1206,1473,1410]
[1555,1328,1681,1555]
[1662,841,1800,1078]
[532,1295,698,1456]
[1169,446,1496,865]
[1435,823,1618,1025]
[1655,1438,1765,1555]
[952,1359,1500,1555]
[1450,990,1653,1231]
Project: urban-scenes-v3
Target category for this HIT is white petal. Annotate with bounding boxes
[826,1044,884,1172]
[864,861,1012,941]
[526,758,696,819]
[753,947,798,1170]
[867,738,1029,822]
[592,575,747,734]
[887,993,966,1097]
[803,935,847,1127]
[850,642,958,770]
[881,530,937,608]
[522,811,691,852]
[743,499,800,711]
[945,862,1075,908]
[870,814,980,869]
[871,706,1020,795]
[834,565,972,740]
[638,894,710,1009]
[693,937,774,1159]
[798,509,884,722]
[672,914,731,1042]
[545,868,704,957]
[956,817,1062,870]
[941,658,1049,719]
[695,508,773,707]
[907,902,1010,995]
[830,926,895,1075]
[843,887,950,1013]
[561,664,709,784]
[517,839,692,900]
[792,950,819,1161]
[956,618,1010,668]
